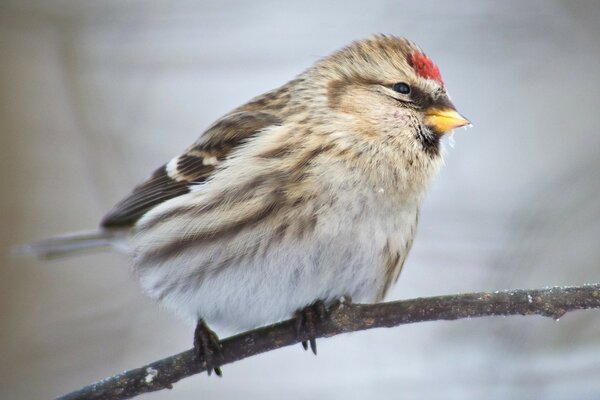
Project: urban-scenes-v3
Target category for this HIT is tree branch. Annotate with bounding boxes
[55,284,600,400]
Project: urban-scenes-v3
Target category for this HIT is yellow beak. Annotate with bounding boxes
[425,108,470,135]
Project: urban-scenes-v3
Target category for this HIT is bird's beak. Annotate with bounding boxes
[425,107,470,135]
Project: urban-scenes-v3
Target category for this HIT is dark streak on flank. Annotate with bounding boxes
[376,212,418,301]
[137,174,276,232]
[377,241,402,301]
[257,143,295,159]
[139,192,284,265]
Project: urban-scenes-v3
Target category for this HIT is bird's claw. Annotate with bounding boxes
[295,300,328,355]
[193,319,223,377]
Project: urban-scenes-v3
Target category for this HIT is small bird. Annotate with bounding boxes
[23,35,469,375]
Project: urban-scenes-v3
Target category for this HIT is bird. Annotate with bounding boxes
[21,34,469,375]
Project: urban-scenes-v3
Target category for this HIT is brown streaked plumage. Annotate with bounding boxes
[23,35,470,374]
[101,111,282,227]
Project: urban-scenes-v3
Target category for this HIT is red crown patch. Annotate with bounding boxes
[408,51,443,86]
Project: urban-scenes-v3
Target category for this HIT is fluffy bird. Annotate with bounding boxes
[25,35,469,375]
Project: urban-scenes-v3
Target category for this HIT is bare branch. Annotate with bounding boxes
[55,284,600,400]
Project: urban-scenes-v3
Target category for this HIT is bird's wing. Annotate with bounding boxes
[100,111,282,228]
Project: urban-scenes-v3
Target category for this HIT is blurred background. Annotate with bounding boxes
[1,1,600,399]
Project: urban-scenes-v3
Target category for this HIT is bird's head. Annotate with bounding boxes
[314,34,469,156]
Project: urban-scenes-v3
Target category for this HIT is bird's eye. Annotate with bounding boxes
[392,82,411,95]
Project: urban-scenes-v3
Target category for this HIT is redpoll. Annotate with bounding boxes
[24,35,469,374]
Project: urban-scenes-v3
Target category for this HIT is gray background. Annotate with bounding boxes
[1,1,600,399]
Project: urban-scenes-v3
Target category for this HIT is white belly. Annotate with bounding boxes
[134,186,418,333]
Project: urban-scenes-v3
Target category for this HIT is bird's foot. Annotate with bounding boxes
[294,300,328,355]
[193,319,223,377]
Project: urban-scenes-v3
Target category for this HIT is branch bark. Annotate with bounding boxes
[56,284,600,400]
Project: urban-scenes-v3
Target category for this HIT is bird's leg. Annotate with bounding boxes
[294,300,328,355]
[193,319,223,377]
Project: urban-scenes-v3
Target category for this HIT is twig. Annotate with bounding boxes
[55,284,600,400]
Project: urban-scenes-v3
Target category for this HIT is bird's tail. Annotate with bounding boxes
[13,229,129,259]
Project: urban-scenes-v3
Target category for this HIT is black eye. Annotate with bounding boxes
[392,82,411,94]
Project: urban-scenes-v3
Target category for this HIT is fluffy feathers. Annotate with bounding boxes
[25,35,467,333]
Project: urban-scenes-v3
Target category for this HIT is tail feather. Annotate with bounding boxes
[13,229,128,259]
